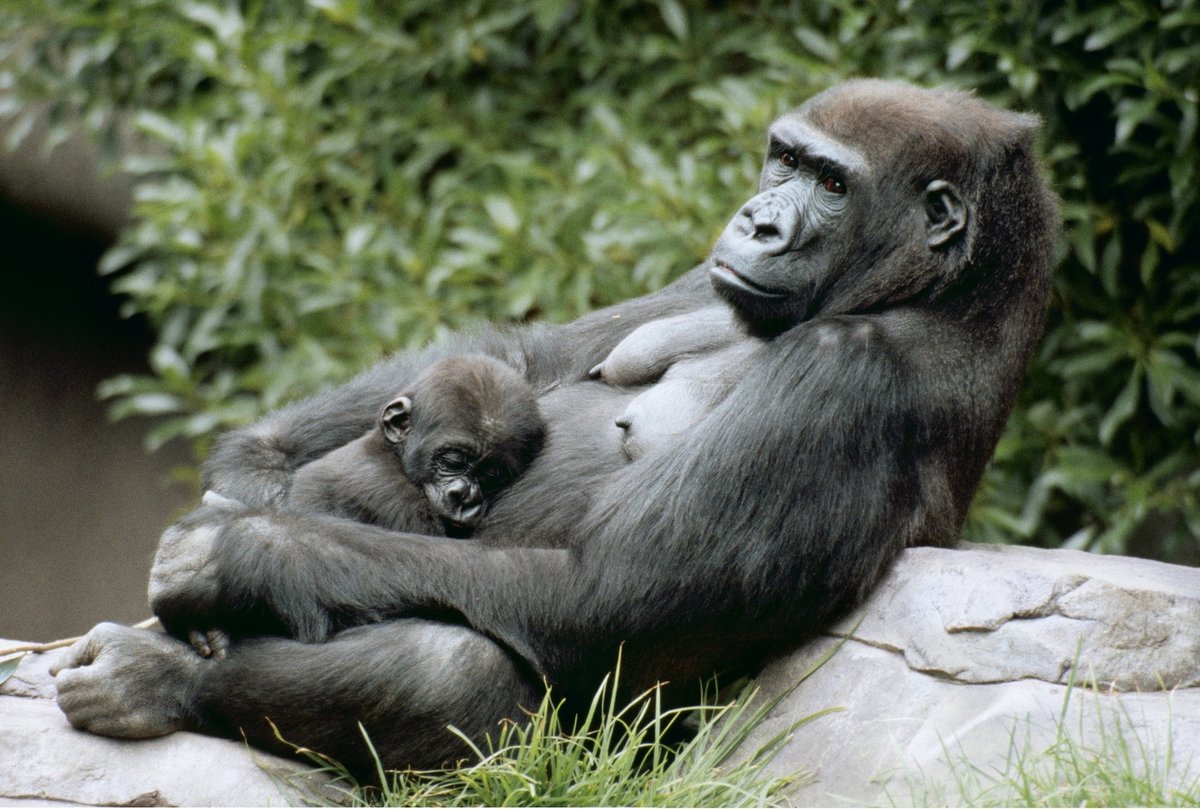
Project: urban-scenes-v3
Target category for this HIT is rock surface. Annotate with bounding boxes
[0,642,334,807]
[2,543,1198,806]
[745,543,1200,806]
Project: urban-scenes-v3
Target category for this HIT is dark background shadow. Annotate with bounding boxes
[0,186,191,642]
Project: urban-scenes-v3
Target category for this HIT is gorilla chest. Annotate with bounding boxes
[616,340,760,460]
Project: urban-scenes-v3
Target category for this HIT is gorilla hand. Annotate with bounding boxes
[148,506,228,635]
[188,628,232,661]
[152,503,344,645]
[589,305,740,387]
[53,622,206,738]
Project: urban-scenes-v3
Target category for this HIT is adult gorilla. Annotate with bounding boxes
[55,80,1057,775]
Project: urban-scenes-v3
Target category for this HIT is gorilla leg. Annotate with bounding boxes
[203,620,543,775]
[56,620,541,778]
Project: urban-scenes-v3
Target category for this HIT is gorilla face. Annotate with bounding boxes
[710,88,975,338]
[709,116,866,336]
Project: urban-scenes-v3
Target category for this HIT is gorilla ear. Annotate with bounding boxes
[923,180,968,249]
[380,396,413,444]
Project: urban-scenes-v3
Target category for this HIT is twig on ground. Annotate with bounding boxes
[0,617,160,657]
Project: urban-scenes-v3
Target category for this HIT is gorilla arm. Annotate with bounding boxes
[202,269,715,508]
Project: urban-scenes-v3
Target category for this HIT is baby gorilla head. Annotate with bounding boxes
[382,354,546,535]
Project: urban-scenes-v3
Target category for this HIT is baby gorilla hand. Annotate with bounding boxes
[53,622,205,738]
[188,628,232,661]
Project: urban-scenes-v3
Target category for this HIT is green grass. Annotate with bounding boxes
[289,649,841,808]
[936,676,1200,808]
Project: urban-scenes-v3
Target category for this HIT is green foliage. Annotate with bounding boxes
[1,0,1197,561]
[299,666,828,808]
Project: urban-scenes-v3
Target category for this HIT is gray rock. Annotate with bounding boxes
[0,642,337,807]
[744,543,1200,806]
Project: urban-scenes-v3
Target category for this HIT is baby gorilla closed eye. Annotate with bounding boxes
[288,354,546,537]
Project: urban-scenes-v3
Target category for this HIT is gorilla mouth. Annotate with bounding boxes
[710,261,788,299]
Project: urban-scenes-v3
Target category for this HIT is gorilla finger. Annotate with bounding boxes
[50,628,107,675]
[53,665,85,695]
[55,669,107,715]
[206,629,231,661]
[188,629,213,658]
[50,643,88,676]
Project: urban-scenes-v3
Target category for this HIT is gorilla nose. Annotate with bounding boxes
[734,192,798,254]
[446,478,479,505]
[748,208,781,241]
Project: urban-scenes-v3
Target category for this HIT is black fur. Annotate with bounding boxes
[56,81,1058,776]
[287,354,545,536]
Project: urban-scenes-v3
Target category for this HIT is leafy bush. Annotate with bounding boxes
[2,0,1197,562]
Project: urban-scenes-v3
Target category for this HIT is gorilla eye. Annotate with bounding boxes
[778,150,798,169]
[820,174,847,195]
[436,450,471,475]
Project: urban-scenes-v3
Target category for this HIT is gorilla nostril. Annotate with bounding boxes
[445,478,470,501]
[615,416,631,430]
[748,206,783,241]
[753,222,781,241]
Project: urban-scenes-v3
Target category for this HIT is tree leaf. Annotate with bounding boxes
[656,0,688,42]
[1099,364,1141,447]
[0,654,24,685]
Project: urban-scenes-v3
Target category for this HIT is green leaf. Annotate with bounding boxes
[483,196,521,234]
[1114,96,1159,145]
[1054,347,1127,378]
[1161,9,1200,29]
[1053,446,1127,484]
[1139,241,1160,285]
[0,654,23,685]
[1145,350,1181,426]
[133,111,187,146]
[946,36,976,70]
[1099,364,1141,446]
[1067,220,1097,272]
[656,0,688,42]
[98,244,141,275]
[793,27,838,63]
[1145,219,1175,252]
[1099,233,1121,297]
[1083,16,1146,51]
[109,393,186,421]
[180,2,244,43]
[149,345,191,384]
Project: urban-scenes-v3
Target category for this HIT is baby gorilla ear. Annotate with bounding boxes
[380,396,413,444]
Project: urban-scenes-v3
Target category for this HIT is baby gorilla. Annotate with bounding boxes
[289,353,546,538]
[187,353,546,660]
